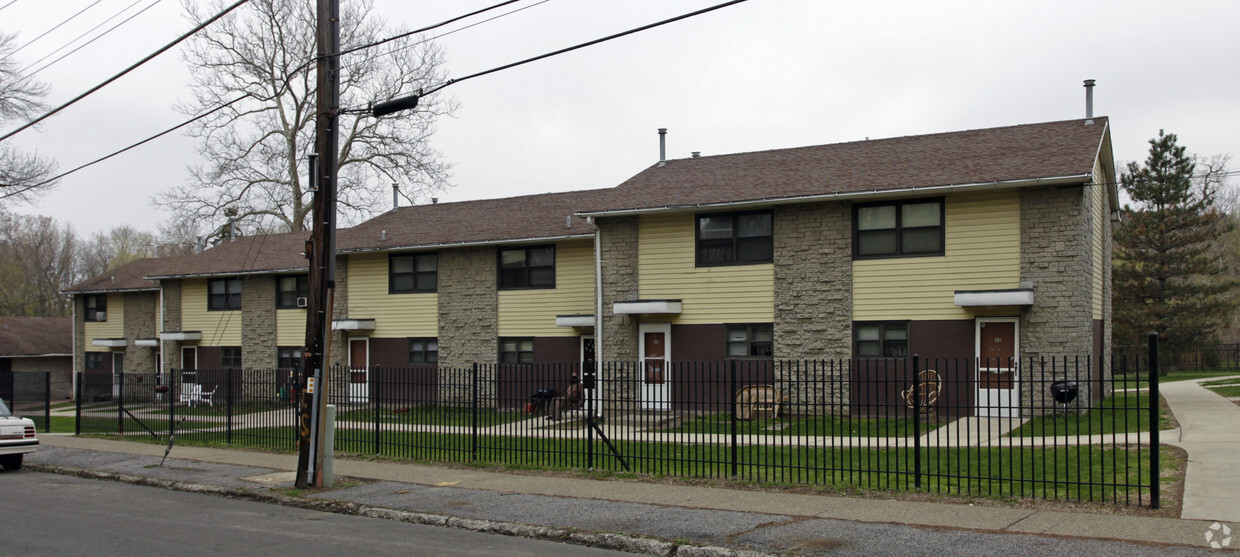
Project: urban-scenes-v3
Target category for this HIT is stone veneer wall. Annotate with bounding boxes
[160,280,182,373]
[438,247,497,403]
[597,217,640,410]
[122,292,158,377]
[772,201,853,411]
[241,275,277,368]
[329,256,349,370]
[1020,185,1095,411]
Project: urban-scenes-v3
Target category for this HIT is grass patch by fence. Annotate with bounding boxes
[1007,392,1170,437]
[664,412,939,437]
[336,405,530,427]
[1113,371,1240,391]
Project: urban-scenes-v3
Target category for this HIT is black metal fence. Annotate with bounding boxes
[1115,343,1240,373]
[75,351,1161,507]
[0,371,51,432]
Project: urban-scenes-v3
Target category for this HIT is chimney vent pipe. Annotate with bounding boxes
[392,183,399,209]
[691,151,700,158]
[658,128,667,162]
[1083,79,1096,122]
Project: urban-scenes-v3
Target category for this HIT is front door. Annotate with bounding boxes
[349,338,369,403]
[639,324,670,410]
[976,318,1019,418]
[112,352,125,397]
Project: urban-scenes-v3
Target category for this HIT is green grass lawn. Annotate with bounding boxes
[1007,392,1174,437]
[664,412,939,437]
[336,405,531,427]
[1113,370,1240,391]
[1204,383,1240,398]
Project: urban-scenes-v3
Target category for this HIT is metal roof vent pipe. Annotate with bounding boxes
[228,219,236,242]
[692,151,700,158]
[392,183,399,210]
[1084,79,1096,124]
[658,128,667,166]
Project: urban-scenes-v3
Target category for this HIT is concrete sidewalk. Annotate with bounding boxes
[24,434,1235,555]
[1159,375,1240,523]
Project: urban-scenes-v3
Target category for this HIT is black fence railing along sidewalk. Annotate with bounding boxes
[75,340,1164,507]
[1,370,52,432]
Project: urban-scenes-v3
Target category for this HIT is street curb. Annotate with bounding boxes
[26,463,769,557]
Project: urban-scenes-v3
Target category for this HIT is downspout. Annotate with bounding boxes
[158,285,165,383]
[71,296,77,401]
[587,216,604,419]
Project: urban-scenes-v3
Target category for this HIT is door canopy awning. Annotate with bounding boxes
[954,288,1034,307]
[613,299,682,315]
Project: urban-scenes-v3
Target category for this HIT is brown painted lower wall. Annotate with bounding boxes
[853,320,976,417]
[533,337,581,364]
[672,324,726,361]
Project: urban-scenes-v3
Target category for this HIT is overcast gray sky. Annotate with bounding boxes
[3,0,1237,238]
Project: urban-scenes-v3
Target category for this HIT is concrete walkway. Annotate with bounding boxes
[1159,375,1240,523]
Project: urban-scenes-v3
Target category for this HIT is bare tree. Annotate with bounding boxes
[0,33,59,205]
[155,0,455,234]
[0,213,77,317]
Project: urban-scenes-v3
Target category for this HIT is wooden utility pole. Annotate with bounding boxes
[295,0,340,489]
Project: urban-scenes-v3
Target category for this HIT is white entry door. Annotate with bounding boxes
[112,352,125,397]
[639,324,670,410]
[976,318,1019,418]
[349,338,369,403]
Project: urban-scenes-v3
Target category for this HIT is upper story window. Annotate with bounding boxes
[726,324,773,358]
[854,321,909,358]
[499,245,555,290]
[221,346,242,369]
[84,294,107,322]
[696,211,773,267]
[276,275,309,309]
[208,278,242,311]
[853,198,944,258]
[499,337,534,364]
[408,338,439,364]
[389,253,437,293]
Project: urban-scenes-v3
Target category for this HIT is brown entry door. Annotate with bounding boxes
[349,339,367,383]
[979,321,1015,388]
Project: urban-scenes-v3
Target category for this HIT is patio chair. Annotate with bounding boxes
[735,384,784,421]
[902,369,941,419]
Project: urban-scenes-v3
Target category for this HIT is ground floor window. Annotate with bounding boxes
[85,352,104,370]
[499,337,534,364]
[407,338,439,364]
[277,347,301,370]
[854,321,909,358]
[726,324,773,358]
[221,346,242,369]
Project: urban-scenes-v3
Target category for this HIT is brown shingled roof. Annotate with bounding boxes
[579,118,1110,214]
[63,257,180,293]
[337,188,605,252]
[145,233,310,278]
[0,316,71,356]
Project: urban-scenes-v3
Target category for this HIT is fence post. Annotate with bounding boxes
[43,371,50,433]
[74,372,82,436]
[471,363,479,461]
[116,373,124,435]
[1148,332,1160,509]
[912,355,921,490]
[729,358,738,479]
[226,368,234,445]
[374,367,381,455]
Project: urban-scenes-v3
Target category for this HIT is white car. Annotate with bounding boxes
[0,398,38,471]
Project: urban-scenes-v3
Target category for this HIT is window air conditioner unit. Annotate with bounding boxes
[295,297,308,308]
[96,311,106,320]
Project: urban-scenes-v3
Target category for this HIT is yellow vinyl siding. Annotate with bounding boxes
[1091,160,1107,319]
[346,252,438,338]
[276,309,307,346]
[180,279,242,346]
[498,240,595,336]
[83,293,125,350]
[637,213,774,324]
[853,191,1021,320]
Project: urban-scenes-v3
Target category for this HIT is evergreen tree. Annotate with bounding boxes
[1113,131,1236,362]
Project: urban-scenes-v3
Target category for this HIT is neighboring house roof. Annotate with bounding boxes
[577,117,1112,215]
[62,257,182,294]
[0,316,71,357]
[337,188,604,253]
[145,233,310,279]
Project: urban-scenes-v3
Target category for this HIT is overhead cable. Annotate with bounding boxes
[0,0,250,143]
[1,0,103,62]
[21,0,163,78]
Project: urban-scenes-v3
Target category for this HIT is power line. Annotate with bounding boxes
[420,0,750,97]
[0,0,250,144]
[21,0,164,79]
[1,0,103,62]
[338,0,525,58]
[338,0,551,73]
[0,0,21,14]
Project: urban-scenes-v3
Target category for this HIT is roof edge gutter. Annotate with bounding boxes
[576,174,1092,218]
[146,267,310,281]
[337,233,595,256]
[60,287,160,295]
